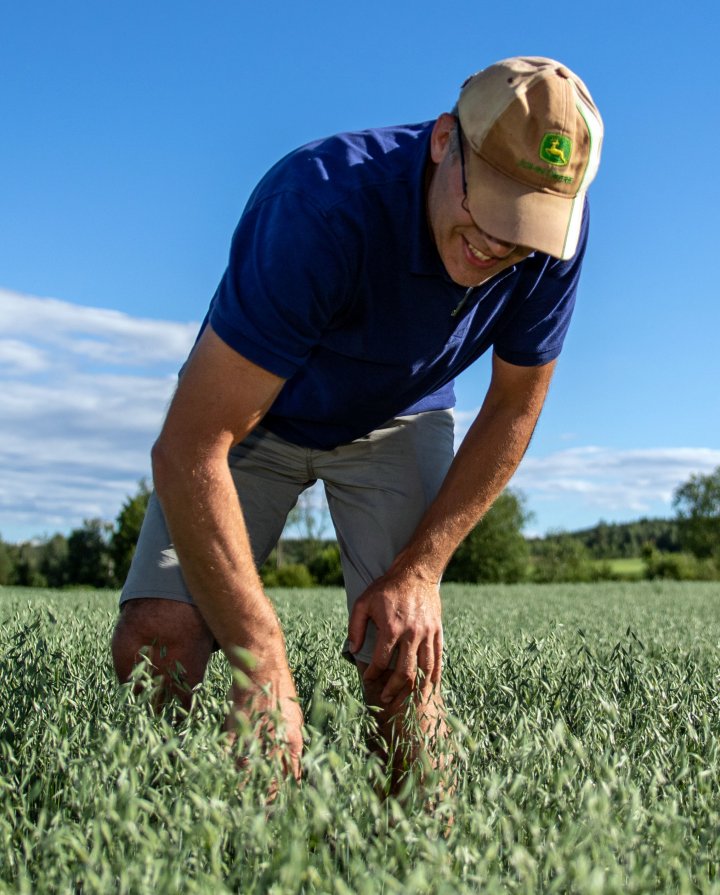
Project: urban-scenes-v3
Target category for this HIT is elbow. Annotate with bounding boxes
[151,433,230,501]
[150,435,176,501]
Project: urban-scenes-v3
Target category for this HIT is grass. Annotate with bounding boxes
[1,582,719,893]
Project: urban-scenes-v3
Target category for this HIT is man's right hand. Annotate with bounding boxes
[149,326,302,777]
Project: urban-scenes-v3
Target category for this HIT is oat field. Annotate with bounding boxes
[1,582,719,894]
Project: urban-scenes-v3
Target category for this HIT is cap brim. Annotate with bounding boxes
[463,152,585,260]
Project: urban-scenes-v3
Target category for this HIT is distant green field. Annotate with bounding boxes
[1,582,719,893]
[601,557,646,579]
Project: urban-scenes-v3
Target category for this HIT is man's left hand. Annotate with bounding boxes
[347,569,443,705]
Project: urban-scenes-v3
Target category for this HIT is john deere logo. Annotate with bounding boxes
[539,133,572,167]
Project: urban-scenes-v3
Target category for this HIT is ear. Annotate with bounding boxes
[430,113,457,164]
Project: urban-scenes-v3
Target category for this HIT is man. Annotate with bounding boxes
[112,57,603,784]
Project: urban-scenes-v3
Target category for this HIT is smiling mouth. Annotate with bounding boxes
[467,242,492,261]
[463,237,499,268]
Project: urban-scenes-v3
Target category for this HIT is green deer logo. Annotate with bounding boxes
[539,133,572,167]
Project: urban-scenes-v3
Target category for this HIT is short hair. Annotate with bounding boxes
[448,106,461,159]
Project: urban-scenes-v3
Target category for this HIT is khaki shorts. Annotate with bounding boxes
[120,410,454,665]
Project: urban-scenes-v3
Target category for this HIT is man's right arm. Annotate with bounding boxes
[151,324,302,769]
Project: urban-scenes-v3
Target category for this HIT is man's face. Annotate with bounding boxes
[426,114,532,287]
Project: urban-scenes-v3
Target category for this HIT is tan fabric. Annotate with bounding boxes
[457,56,603,259]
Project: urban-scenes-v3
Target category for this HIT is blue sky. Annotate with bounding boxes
[1,0,719,542]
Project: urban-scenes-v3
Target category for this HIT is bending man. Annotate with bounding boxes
[112,57,603,784]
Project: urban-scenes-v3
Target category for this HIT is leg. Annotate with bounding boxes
[111,597,214,709]
[113,427,312,707]
[316,411,455,789]
[112,492,217,706]
[355,661,448,793]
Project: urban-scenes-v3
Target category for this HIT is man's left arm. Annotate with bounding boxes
[348,350,556,702]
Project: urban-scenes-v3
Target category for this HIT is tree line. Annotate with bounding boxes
[0,480,152,589]
[2,467,719,588]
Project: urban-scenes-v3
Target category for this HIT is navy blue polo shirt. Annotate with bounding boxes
[206,121,588,449]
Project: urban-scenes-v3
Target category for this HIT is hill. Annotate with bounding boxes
[529,517,680,559]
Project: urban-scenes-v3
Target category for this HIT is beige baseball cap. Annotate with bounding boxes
[457,56,603,260]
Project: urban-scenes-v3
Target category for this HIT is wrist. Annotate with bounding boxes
[389,546,445,587]
[222,602,287,667]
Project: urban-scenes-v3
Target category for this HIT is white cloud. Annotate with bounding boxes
[0,288,198,368]
[0,339,50,374]
[454,409,720,533]
[0,288,198,541]
[510,446,720,534]
[514,446,720,516]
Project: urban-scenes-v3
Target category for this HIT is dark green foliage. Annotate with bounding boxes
[532,533,615,583]
[66,518,116,588]
[308,543,344,586]
[673,465,720,560]
[38,534,70,588]
[8,541,47,587]
[531,516,682,560]
[0,537,70,587]
[261,541,345,588]
[444,490,530,583]
[0,539,12,586]
[643,545,719,581]
[262,562,315,588]
[110,478,152,583]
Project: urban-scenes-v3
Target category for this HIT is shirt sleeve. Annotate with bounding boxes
[208,190,354,378]
[493,200,590,367]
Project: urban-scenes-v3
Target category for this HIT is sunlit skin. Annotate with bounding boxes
[425,113,532,287]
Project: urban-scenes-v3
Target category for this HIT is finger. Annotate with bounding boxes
[416,639,434,689]
[347,598,370,655]
[363,632,398,683]
[263,712,303,784]
[380,640,417,704]
[432,629,443,684]
[280,743,303,783]
[278,703,304,782]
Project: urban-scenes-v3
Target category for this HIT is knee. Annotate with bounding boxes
[111,598,213,690]
[357,665,445,736]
